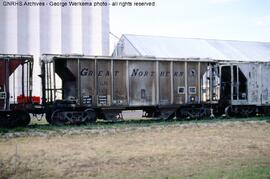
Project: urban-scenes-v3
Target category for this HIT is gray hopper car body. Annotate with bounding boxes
[41,55,218,123]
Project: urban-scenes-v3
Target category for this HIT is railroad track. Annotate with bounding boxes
[1,116,269,137]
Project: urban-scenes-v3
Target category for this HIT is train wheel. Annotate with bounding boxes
[0,114,9,128]
[225,105,233,117]
[239,108,256,117]
[225,106,256,117]
[51,110,67,125]
[188,107,208,119]
[17,112,31,127]
[0,113,20,128]
[262,107,270,116]
[176,106,209,120]
[45,112,53,124]
[83,109,97,123]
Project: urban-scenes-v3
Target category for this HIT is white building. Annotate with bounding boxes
[0,0,110,96]
[113,34,270,61]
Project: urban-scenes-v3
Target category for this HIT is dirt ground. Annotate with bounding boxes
[0,121,270,179]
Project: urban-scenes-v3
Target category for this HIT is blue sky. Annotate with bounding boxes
[110,0,270,48]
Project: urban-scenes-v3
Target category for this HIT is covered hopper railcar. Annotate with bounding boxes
[41,55,219,124]
[0,54,35,127]
[219,61,270,116]
[2,54,270,127]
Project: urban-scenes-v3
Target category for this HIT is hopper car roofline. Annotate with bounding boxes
[218,61,270,65]
[41,54,268,63]
[0,54,33,59]
[40,53,217,63]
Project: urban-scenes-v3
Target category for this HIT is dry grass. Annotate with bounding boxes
[0,121,270,178]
